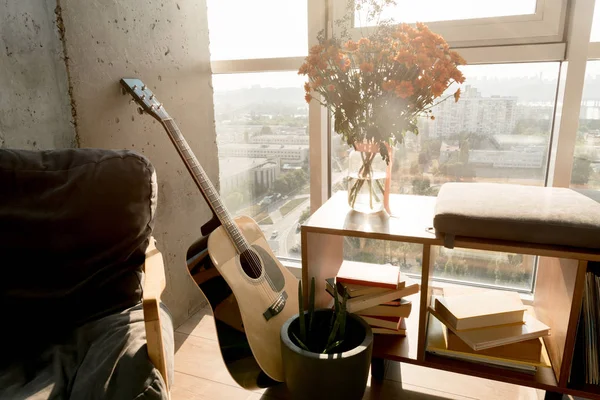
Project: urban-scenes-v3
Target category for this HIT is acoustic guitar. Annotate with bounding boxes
[120,78,299,383]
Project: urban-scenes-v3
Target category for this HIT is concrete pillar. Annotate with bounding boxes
[0,0,76,149]
[59,0,217,325]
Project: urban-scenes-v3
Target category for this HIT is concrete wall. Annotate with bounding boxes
[58,0,216,325]
[0,0,76,149]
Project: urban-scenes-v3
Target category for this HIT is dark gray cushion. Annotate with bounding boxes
[0,304,174,400]
[434,183,600,249]
[0,149,157,351]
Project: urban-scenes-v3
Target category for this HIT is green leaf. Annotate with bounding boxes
[339,291,348,340]
[298,280,306,343]
[323,340,344,354]
[308,277,315,334]
[325,319,340,351]
[292,332,311,352]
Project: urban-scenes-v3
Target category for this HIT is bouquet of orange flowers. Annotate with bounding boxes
[300,22,465,162]
[299,17,465,211]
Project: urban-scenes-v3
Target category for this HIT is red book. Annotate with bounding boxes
[336,260,401,289]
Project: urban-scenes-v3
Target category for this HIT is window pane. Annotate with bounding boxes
[207,0,308,60]
[355,0,537,26]
[571,60,600,189]
[213,72,309,259]
[591,1,600,42]
[332,62,559,291]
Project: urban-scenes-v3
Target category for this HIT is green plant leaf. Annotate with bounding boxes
[292,332,311,352]
[339,291,348,340]
[308,277,315,334]
[323,340,344,354]
[325,319,340,351]
[298,280,306,343]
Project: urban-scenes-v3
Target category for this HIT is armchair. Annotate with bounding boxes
[0,148,173,399]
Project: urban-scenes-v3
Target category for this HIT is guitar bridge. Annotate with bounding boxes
[263,291,288,321]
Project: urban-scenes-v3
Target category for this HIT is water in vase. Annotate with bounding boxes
[347,171,386,214]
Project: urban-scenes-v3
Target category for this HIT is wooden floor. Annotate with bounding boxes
[172,306,554,400]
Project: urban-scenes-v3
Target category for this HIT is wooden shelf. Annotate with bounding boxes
[301,192,599,399]
[303,192,600,261]
[423,353,559,391]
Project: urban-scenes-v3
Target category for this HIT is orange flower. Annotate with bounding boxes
[432,82,445,97]
[298,63,309,75]
[395,81,414,99]
[345,40,358,51]
[305,93,313,103]
[304,82,311,92]
[394,51,415,65]
[382,80,396,91]
[451,69,465,84]
[454,88,461,103]
[359,62,374,73]
[358,38,370,47]
[309,44,323,55]
[430,115,435,120]
[450,51,466,65]
[327,84,335,92]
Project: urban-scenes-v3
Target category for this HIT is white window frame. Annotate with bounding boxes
[332,0,568,47]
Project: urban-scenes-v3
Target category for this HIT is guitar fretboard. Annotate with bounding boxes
[162,118,250,254]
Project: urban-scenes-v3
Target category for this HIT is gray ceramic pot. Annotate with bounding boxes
[280,309,373,400]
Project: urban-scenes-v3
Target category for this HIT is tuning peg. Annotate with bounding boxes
[137,107,144,115]
[149,94,155,100]
[129,99,135,105]
[141,85,147,91]
[121,87,127,95]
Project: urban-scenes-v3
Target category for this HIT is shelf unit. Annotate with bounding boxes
[301,192,600,399]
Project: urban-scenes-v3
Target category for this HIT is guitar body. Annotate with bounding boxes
[207,216,299,383]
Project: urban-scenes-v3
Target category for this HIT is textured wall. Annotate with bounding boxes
[0,0,76,149]
[59,0,216,325]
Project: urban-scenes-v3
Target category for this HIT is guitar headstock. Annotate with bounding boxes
[120,78,169,122]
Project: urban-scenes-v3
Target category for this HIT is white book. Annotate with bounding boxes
[346,282,419,313]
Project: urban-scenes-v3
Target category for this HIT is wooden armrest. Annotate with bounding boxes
[142,237,170,391]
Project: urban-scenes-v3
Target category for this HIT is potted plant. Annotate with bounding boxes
[299,0,466,213]
[280,278,373,400]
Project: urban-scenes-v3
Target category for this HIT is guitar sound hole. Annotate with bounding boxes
[239,249,262,279]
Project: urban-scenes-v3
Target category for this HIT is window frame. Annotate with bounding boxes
[208,0,598,294]
[331,0,568,47]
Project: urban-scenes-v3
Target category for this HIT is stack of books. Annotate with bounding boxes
[427,289,551,374]
[326,260,419,336]
[570,264,600,387]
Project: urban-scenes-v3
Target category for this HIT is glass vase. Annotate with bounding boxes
[347,142,391,214]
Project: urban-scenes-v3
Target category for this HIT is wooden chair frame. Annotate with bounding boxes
[142,236,170,392]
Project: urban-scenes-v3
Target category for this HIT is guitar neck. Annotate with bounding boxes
[162,118,250,253]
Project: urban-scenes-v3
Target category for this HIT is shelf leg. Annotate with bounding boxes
[543,391,563,400]
[371,357,396,382]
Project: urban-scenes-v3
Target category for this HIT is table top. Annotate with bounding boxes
[303,191,439,245]
[302,191,600,261]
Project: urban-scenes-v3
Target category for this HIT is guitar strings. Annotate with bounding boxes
[166,119,280,303]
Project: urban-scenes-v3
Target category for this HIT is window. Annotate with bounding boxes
[208,0,599,293]
[333,0,566,47]
[571,60,600,189]
[591,1,600,42]
[206,0,307,60]
[355,0,537,26]
[212,72,309,259]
